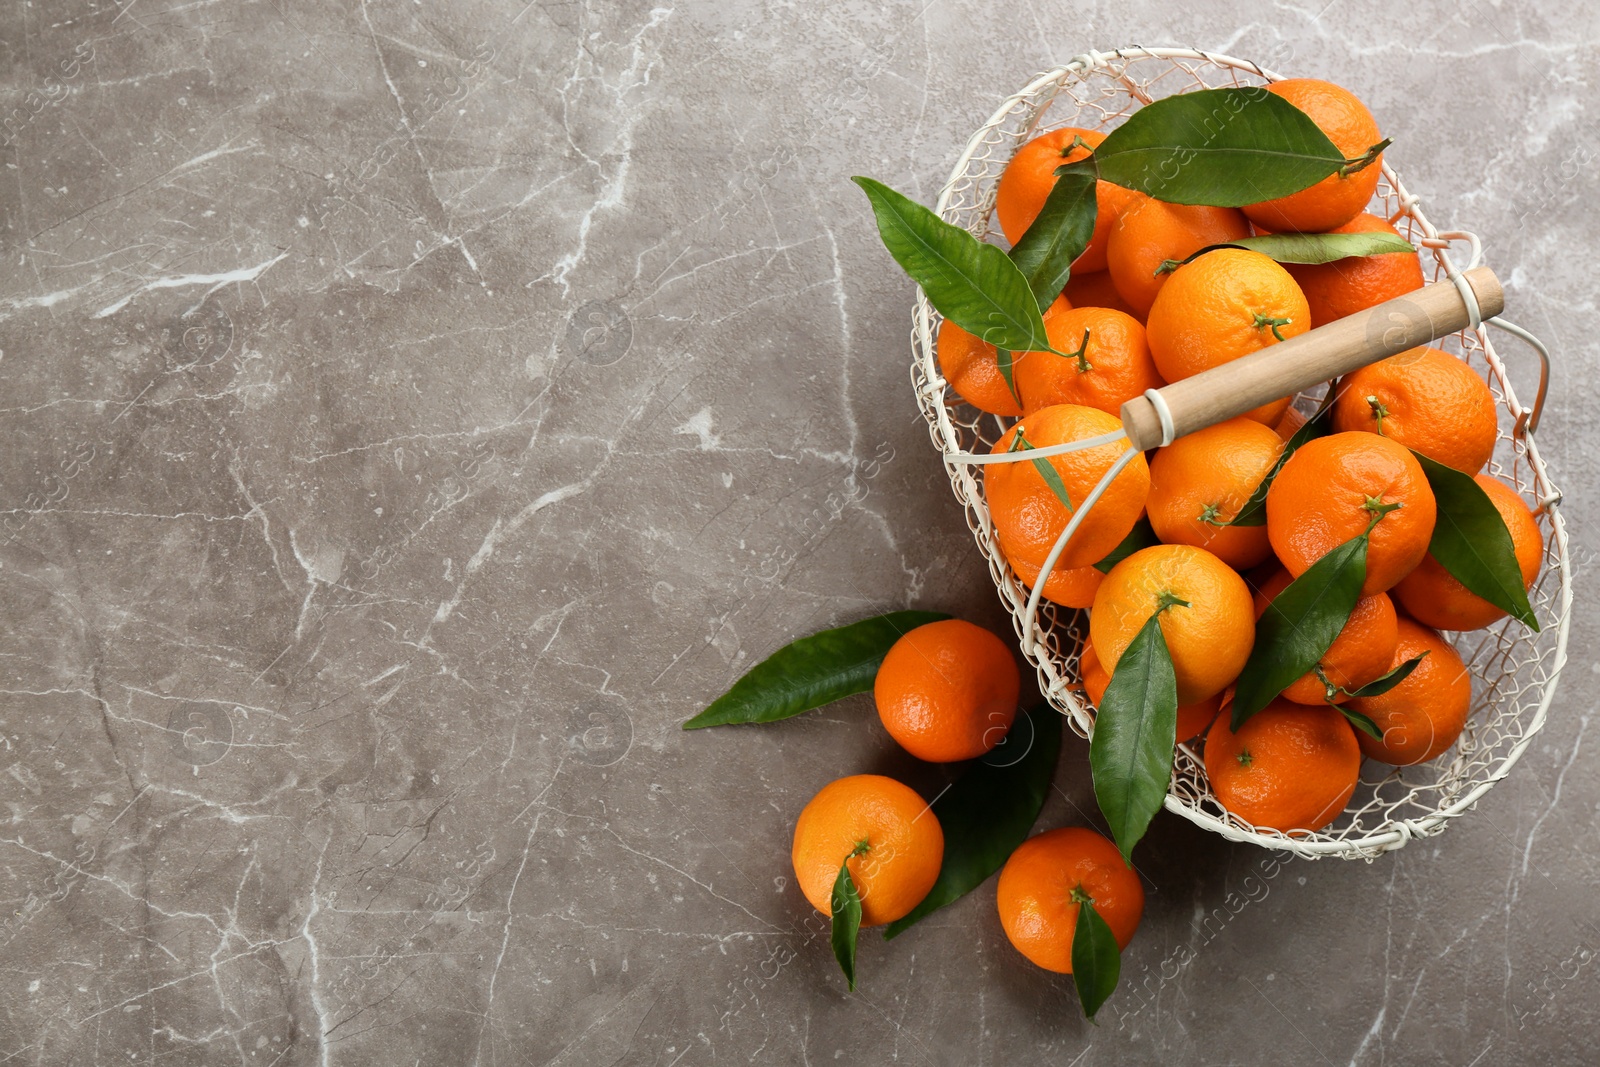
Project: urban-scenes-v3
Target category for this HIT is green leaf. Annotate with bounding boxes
[830,847,867,991]
[1338,705,1384,741]
[1093,518,1159,574]
[852,176,1053,352]
[1156,231,1418,274]
[1090,87,1347,206]
[1412,451,1540,631]
[1091,611,1179,864]
[996,347,1018,405]
[1228,397,1334,527]
[1008,163,1098,311]
[684,611,951,728]
[1072,896,1122,1021]
[1231,533,1369,728]
[1011,428,1074,511]
[1343,651,1429,699]
[883,705,1062,940]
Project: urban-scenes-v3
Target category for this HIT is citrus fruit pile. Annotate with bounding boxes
[938,77,1543,843]
[690,69,1549,1022]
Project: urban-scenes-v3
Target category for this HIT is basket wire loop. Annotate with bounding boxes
[911,47,1572,859]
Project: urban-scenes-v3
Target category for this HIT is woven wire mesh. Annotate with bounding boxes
[908,48,1572,859]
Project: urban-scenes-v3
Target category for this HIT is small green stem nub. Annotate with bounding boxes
[1198,502,1226,527]
[850,840,871,858]
[1060,135,1096,159]
[1366,395,1389,435]
[1339,138,1392,178]
[1236,748,1253,768]
[1009,426,1033,453]
[1156,590,1192,613]
[1069,884,1095,906]
[1057,328,1092,373]
[1252,312,1292,344]
[1362,496,1403,533]
[1314,664,1341,705]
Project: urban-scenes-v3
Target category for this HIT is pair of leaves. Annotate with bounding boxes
[1413,452,1539,630]
[1089,609,1179,864]
[855,87,1377,379]
[683,610,949,728]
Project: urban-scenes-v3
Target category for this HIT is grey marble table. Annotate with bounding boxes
[2,0,1596,1063]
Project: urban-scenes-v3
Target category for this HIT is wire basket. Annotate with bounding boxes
[909,47,1573,859]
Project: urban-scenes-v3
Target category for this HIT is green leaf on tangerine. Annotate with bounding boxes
[852,176,1053,353]
[1412,451,1539,631]
[684,610,950,728]
[1090,609,1179,864]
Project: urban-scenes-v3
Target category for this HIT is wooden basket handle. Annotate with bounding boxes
[1120,266,1505,450]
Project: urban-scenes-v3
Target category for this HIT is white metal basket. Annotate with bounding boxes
[909,47,1573,859]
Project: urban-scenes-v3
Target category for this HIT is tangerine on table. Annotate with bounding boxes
[1265,431,1437,596]
[1146,417,1284,570]
[996,127,1139,273]
[937,293,1071,417]
[791,774,944,927]
[985,404,1151,575]
[1281,213,1424,328]
[1145,248,1309,426]
[874,619,1021,763]
[1252,566,1399,704]
[1349,616,1472,765]
[1063,269,1142,320]
[1203,699,1361,834]
[1393,474,1543,631]
[996,826,1144,973]
[1243,79,1386,234]
[1090,544,1256,705]
[1105,197,1251,316]
[1330,346,1500,474]
[1014,306,1164,418]
[1080,638,1221,742]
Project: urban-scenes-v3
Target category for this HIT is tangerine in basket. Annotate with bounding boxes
[985,404,1151,574]
[1281,212,1423,328]
[1243,79,1386,234]
[874,619,1021,763]
[1145,248,1309,426]
[1106,198,1251,316]
[996,826,1144,973]
[1393,474,1543,631]
[1349,616,1472,765]
[1080,638,1221,742]
[1265,431,1437,596]
[1090,544,1255,705]
[1330,346,1500,474]
[996,128,1138,273]
[1063,269,1142,319]
[1014,306,1164,418]
[1203,699,1361,834]
[791,774,944,927]
[1252,566,1399,704]
[1146,417,1284,570]
[1012,559,1104,609]
[937,293,1071,416]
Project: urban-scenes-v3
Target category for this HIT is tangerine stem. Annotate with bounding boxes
[1069,884,1095,906]
[1362,496,1403,533]
[1156,590,1191,613]
[1057,328,1092,373]
[1366,395,1389,436]
[1252,312,1292,344]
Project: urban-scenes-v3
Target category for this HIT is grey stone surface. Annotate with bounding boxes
[0,0,1595,1063]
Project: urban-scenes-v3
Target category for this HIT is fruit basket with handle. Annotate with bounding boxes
[908,47,1572,860]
